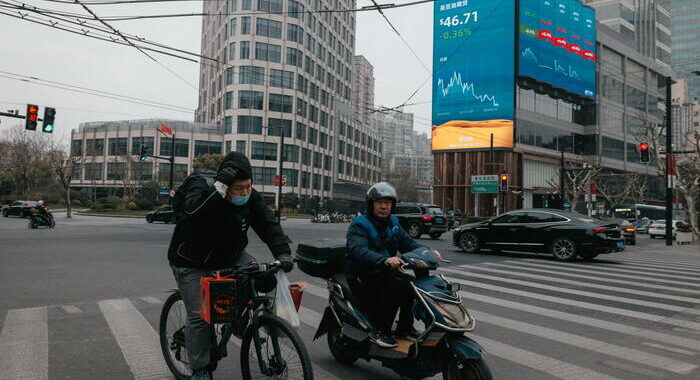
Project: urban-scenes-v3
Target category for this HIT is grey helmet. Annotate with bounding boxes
[366,182,398,213]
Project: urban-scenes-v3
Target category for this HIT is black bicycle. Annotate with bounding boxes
[159,260,314,380]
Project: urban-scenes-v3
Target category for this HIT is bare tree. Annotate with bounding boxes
[676,131,700,236]
[547,161,602,212]
[385,169,422,202]
[595,173,648,209]
[47,148,81,218]
[0,125,53,199]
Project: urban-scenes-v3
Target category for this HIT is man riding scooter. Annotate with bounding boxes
[345,182,431,348]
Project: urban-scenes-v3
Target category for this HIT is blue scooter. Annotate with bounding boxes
[313,248,492,380]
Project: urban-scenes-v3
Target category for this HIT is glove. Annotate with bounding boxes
[215,166,239,186]
[278,254,294,273]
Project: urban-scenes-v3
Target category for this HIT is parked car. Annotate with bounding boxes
[394,202,449,239]
[648,220,687,239]
[620,220,636,245]
[2,201,39,218]
[146,206,175,223]
[452,208,625,261]
[634,218,654,234]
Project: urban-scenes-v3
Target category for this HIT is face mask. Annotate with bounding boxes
[230,194,250,206]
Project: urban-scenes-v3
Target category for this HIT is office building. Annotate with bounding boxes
[670,0,700,102]
[352,55,375,126]
[373,108,415,172]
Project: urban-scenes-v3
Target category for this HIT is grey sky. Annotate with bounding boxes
[0,0,434,146]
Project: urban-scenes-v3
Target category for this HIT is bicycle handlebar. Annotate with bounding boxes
[217,258,294,278]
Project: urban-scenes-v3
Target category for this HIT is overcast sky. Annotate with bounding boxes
[0,0,434,147]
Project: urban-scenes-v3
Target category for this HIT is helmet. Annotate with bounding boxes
[366,182,398,213]
[37,200,44,206]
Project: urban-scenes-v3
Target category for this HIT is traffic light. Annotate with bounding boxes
[25,104,38,130]
[138,145,149,161]
[639,142,650,163]
[42,107,56,133]
[500,174,509,192]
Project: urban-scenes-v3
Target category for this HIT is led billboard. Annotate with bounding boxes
[432,0,516,151]
[519,0,596,98]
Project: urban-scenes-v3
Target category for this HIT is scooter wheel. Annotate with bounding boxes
[327,326,359,365]
[442,358,493,380]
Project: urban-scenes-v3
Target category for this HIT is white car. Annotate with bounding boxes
[648,220,686,239]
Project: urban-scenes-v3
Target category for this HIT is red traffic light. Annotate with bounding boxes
[639,142,649,151]
[25,104,39,130]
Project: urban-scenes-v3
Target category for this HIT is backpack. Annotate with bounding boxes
[172,170,216,221]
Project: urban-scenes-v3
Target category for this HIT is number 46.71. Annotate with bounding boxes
[440,11,478,27]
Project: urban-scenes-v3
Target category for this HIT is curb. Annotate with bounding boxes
[75,212,146,219]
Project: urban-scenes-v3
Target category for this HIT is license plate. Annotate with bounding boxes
[436,218,443,223]
[616,242,624,248]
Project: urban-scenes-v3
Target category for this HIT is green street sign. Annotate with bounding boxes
[471,175,499,193]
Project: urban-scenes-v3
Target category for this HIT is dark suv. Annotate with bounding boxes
[2,201,39,218]
[394,203,448,239]
[146,206,175,223]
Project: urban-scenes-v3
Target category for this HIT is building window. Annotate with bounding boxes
[107,162,127,180]
[324,155,331,170]
[301,171,310,188]
[253,167,277,185]
[239,65,264,84]
[239,90,264,109]
[108,138,127,156]
[132,161,152,180]
[283,144,299,162]
[251,141,277,161]
[242,0,251,10]
[319,132,328,148]
[296,98,307,117]
[281,168,298,186]
[240,41,251,59]
[236,140,246,154]
[295,122,306,140]
[256,18,282,38]
[308,127,317,144]
[225,91,234,109]
[160,138,189,157]
[159,163,188,181]
[225,116,233,133]
[313,152,322,168]
[313,173,321,189]
[237,116,263,134]
[131,136,154,155]
[194,140,222,156]
[602,136,625,161]
[226,67,234,84]
[337,140,344,155]
[225,141,231,153]
[269,94,293,113]
[286,47,303,67]
[323,176,331,191]
[309,105,318,122]
[270,69,294,89]
[268,118,292,137]
[230,18,237,36]
[301,148,311,165]
[255,42,281,62]
[287,24,303,44]
[288,0,304,19]
[241,16,251,34]
[257,0,282,14]
[84,163,103,180]
[337,159,344,174]
[296,74,308,93]
[70,140,83,156]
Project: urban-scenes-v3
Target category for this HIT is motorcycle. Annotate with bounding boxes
[28,208,55,229]
[310,248,492,380]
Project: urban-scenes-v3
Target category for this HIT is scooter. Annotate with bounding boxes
[313,248,492,380]
[28,208,55,229]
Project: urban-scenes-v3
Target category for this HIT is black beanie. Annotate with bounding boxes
[218,151,253,181]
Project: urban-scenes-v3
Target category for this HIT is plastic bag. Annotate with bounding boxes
[273,271,301,328]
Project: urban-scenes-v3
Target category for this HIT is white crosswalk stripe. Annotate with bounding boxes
[620,258,700,269]
[3,255,700,380]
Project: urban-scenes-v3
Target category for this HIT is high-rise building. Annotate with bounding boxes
[352,55,375,126]
[670,0,700,102]
[373,108,415,172]
[194,0,382,209]
[584,0,672,65]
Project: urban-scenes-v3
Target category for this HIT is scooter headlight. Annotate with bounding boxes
[427,297,471,329]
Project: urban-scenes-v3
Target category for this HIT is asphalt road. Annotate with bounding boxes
[0,212,699,380]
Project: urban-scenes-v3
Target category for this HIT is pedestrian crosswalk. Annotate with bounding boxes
[1,255,699,380]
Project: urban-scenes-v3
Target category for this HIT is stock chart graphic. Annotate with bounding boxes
[432,0,515,151]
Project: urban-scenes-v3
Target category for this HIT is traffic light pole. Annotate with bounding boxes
[277,130,285,223]
[665,76,673,246]
[0,111,43,121]
[169,133,175,205]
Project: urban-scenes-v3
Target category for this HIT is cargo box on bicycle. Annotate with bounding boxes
[295,240,345,278]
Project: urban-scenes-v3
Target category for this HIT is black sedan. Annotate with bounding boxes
[146,206,175,223]
[452,209,625,261]
[2,201,39,218]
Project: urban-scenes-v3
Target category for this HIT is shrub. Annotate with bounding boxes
[135,198,156,210]
[126,201,139,211]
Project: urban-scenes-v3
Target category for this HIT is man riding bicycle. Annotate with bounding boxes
[167,151,293,380]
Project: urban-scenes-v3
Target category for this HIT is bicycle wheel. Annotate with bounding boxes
[159,292,192,380]
[241,314,313,380]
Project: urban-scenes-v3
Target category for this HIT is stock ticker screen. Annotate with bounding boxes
[519,0,597,98]
[431,0,516,151]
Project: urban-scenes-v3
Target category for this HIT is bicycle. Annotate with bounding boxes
[159,260,314,380]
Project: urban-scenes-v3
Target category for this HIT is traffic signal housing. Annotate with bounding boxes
[42,107,56,133]
[639,142,650,163]
[500,174,509,192]
[138,145,149,161]
[25,104,39,130]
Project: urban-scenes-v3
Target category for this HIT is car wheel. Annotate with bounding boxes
[551,236,577,261]
[458,232,481,253]
[407,222,422,239]
[146,216,153,223]
[628,240,636,246]
[649,235,656,239]
[429,232,442,239]
[2,211,7,217]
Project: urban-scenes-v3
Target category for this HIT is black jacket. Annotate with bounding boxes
[167,153,291,269]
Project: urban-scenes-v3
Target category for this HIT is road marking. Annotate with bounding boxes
[472,335,622,380]
[138,296,163,305]
[514,260,700,291]
[98,299,171,380]
[622,258,700,268]
[444,266,700,317]
[600,360,667,379]
[440,272,700,331]
[518,259,700,283]
[57,305,82,314]
[614,261,700,275]
[641,342,696,356]
[473,310,697,375]
[484,262,700,302]
[0,307,48,380]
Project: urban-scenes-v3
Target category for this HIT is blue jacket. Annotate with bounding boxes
[345,214,424,277]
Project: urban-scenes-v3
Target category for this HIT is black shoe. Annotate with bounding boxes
[395,326,420,339]
[372,332,398,348]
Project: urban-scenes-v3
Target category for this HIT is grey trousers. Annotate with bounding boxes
[171,252,257,371]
